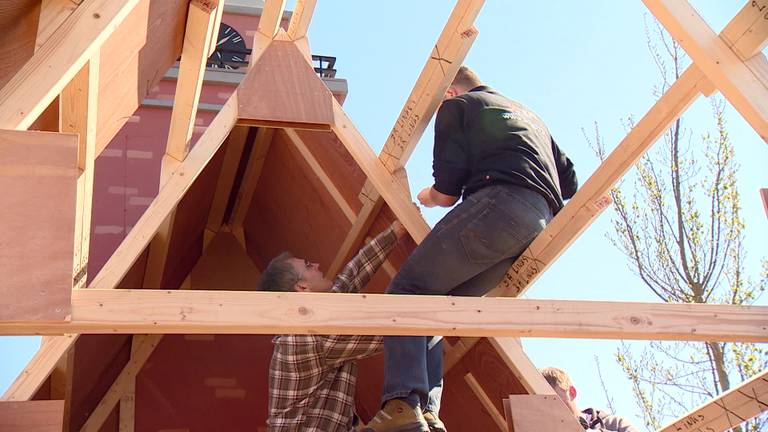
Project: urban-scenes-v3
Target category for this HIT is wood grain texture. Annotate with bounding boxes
[504,394,582,432]
[0,400,64,432]
[2,290,766,342]
[238,39,333,128]
[0,130,78,321]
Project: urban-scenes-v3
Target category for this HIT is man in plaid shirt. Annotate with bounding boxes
[258,221,408,432]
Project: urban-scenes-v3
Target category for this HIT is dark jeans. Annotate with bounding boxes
[381,184,553,412]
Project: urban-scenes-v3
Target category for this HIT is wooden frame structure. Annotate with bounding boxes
[0,0,766,431]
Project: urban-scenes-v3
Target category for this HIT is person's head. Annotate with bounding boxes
[444,65,483,100]
[258,252,334,293]
[540,367,580,417]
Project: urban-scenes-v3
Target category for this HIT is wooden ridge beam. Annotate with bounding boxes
[2,290,766,342]
[250,0,286,66]
[0,0,140,130]
[79,335,162,432]
[657,369,768,432]
[643,0,768,143]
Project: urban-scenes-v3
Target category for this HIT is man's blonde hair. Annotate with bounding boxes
[451,65,482,90]
[540,367,573,391]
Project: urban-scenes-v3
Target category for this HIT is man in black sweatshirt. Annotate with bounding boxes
[364,66,578,432]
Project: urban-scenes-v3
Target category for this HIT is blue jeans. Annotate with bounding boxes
[381,184,553,412]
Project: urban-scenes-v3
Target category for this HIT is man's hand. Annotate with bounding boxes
[417,187,436,208]
[391,220,408,239]
[417,186,460,208]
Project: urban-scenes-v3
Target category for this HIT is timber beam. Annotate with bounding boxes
[0,290,766,342]
[657,369,768,432]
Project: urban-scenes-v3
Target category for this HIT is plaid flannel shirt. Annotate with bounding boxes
[267,228,397,432]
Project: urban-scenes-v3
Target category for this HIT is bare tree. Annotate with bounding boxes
[586,19,767,432]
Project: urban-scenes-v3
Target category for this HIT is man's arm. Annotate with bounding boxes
[323,334,383,367]
[552,137,578,200]
[333,222,405,293]
[431,98,469,201]
[597,414,640,432]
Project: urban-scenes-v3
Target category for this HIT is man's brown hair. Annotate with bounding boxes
[258,252,300,292]
[451,65,483,90]
[540,367,573,392]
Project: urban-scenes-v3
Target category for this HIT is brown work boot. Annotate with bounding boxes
[362,399,429,432]
[423,411,446,432]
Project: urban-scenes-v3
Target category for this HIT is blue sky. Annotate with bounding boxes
[2,1,765,429]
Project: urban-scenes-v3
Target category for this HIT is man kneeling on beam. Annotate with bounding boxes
[259,221,408,432]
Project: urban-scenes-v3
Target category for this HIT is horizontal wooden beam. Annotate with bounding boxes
[1,290,766,342]
[643,0,768,143]
[657,369,768,432]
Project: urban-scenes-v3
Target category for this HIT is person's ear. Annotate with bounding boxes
[569,385,577,401]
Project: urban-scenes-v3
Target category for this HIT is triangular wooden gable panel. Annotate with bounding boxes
[237,38,334,130]
[0,130,78,321]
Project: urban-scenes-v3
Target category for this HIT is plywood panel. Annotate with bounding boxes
[243,130,349,271]
[0,130,78,321]
[135,335,273,432]
[161,141,226,288]
[505,394,582,432]
[295,129,367,214]
[0,400,64,432]
[238,39,334,129]
[188,231,261,291]
[69,335,131,432]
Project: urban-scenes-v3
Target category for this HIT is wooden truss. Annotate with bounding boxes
[0,0,766,431]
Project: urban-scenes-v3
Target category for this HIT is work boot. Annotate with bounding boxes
[363,399,429,432]
[423,411,446,432]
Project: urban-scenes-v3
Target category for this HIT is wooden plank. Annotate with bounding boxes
[237,38,334,128]
[488,338,555,396]
[48,338,75,432]
[287,0,316,40]
[87,92,239,291]
[142,212,177,289]
[643,0,768,143]
[2,290,766,341]
[285,128,356,223]
[720,1,768,59]
[36,0,79,51]
[325,197,385,278]
[464,373,507,431]
[2,334,76,401]
[331,99,431,242]
[0,0,40,89]
[379,0,483,172]
[488,67,705,299]
[505,394,582,432]
[166,0,221,161]
[256,0,287,39]
[206,126,249,232]
[79,335,162,432]
[330,0,482,274]
[0,130,78,320]
[62,53,99,289]
[0,400,64,432]
[657,369,768,432]
[0,0,140,131]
